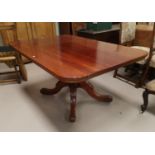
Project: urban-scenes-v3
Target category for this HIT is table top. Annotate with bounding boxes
[10,35,147,83]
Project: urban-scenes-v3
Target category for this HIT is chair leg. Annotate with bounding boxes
[141,89,149,113]
[113,69,118,77]
[13,61,21,84]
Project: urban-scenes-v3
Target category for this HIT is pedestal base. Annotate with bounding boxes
[40,81,112,122]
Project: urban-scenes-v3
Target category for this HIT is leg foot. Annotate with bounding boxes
[80,82,112,102]
[40,81,67,95]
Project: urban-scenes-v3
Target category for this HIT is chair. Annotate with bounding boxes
[113,22,155,88]
[0,23,26,84]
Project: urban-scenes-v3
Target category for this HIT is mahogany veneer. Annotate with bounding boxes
[10,35,147,122]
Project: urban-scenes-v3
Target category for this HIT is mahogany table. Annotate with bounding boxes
[10,35,147,122]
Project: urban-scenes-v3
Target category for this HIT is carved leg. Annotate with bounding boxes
[80,82,112,102]
[69,84,77,122]
[40,81,67,95]
[141,89,149,113]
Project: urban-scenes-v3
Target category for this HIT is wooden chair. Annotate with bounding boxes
[113,22,155,88]
[0,23,26,84]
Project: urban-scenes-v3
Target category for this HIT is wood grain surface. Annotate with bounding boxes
[10,35,147,83]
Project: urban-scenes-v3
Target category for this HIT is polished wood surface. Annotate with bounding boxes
[10,35,147,83]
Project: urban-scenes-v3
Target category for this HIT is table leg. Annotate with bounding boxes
[40,81,67,95]
[79,81,112,102]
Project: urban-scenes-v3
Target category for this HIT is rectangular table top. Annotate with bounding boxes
[10,35,147,83]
